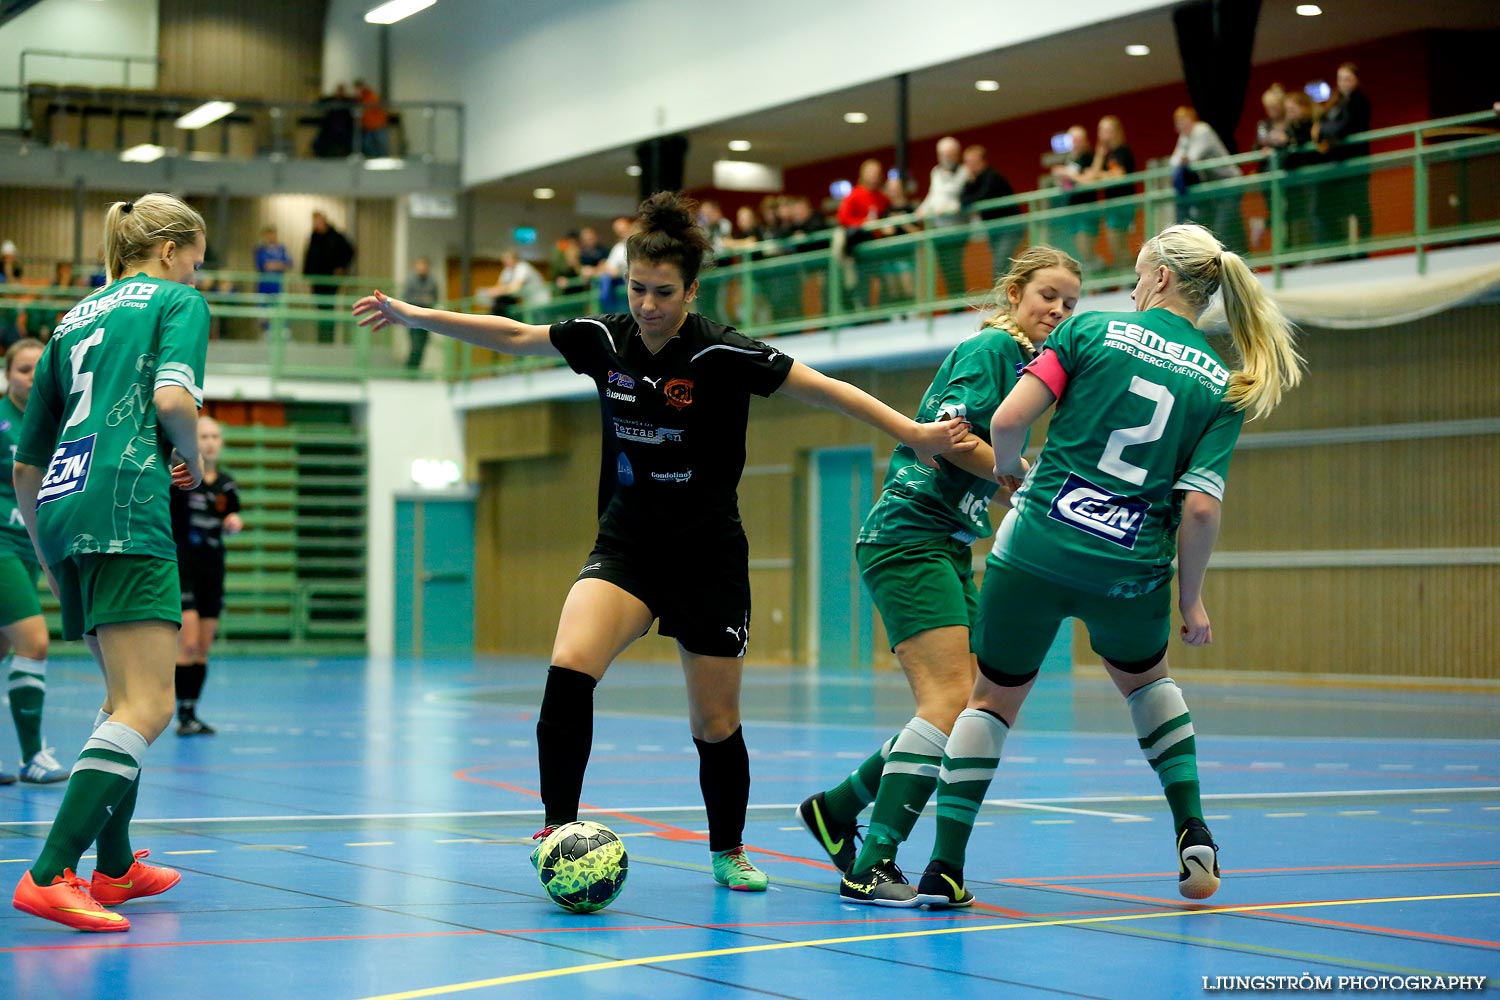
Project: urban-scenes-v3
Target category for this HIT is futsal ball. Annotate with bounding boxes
[536,820,629,913]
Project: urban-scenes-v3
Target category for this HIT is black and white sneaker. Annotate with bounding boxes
[1177,818,1221,900]
[176,717,216,736]
[916,859,975,908]
[796,792,860,873]
[839,859,920,907]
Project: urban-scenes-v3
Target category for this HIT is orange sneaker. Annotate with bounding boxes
[90,850,182,906]
[13,869,130,932]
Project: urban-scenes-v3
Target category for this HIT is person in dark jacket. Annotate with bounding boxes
[1314,62,1373,249]
[304,211,355,344]
[960,145,1020,276]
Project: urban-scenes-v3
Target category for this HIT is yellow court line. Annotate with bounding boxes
[356,891,1500,1000]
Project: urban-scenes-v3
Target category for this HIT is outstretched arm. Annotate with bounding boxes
[776,361,976,468]
[352,290,559,357]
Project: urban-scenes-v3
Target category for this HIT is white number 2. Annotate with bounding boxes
[61,328,107,431]
[1097,376,1174,486]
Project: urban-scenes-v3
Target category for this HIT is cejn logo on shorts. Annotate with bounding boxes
[37,434,96,505]
[1046,471,1148,549]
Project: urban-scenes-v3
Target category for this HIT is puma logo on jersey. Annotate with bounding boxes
[639,375,662,389]
[1046,471,1148,549]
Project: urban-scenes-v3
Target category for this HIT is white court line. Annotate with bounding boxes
[2,788,1494,829]
[988,800,1145,821]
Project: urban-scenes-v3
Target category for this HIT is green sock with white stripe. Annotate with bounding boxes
[7,654,46,761]
[852,717,947,872]
[931,708,1009,870]
[822,733,897,826]
[1128,677,1202,834]
[94,777,141,878]
[30,721,147,884]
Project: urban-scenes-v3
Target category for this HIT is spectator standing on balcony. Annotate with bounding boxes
[254,226,290,337]
[917,137,971,301]
[1279,90,1325,247]
[1251,84,1290,250]
[837,159,891,309]
[401,257,440,370]
[1081,116,1137,267]
[1050,125,1101,270]
[354,79,390,159]
[304,211,355,344]
[959,145,1020,276]
[598,215,637,313]
[312,84,356,159]
[353,191,977,896]
[1,241,20,283]
[1169,107,1246,253]
[1314,63,1373,250]
[170,416,242,737]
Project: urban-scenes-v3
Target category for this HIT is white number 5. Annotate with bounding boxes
[61,328,107,431]
[1097,376,1174,486]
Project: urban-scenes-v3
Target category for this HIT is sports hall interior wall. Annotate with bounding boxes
[467,303,1500,680]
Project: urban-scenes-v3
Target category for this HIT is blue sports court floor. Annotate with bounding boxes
[2,654,1496,998]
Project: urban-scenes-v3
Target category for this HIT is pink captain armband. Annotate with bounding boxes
[1024,349,1068,398]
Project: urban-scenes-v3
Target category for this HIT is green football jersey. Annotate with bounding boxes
[0,396,35,559]
[859,328,1029,545]
[15,274,209,565]
[996,308,1244,597]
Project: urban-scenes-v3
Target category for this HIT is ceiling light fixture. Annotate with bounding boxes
[364,157,406,171]
[625,164,642,176]
[974,80,1000,92]
[120,143,165,163]
[365,0,436,25]
[174,100,236,130]
[1295,4,1322,15]
[1125,44,1151,56]
[843,112,868,124]
[728,139,752,152]
[532,187,556,200]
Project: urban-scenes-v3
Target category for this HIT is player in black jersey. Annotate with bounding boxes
[169,415,242,735]
[355,191,976,893]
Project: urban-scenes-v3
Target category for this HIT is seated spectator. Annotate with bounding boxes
[1314,62,1373,248]
[1169,106,1246,252]
[1049,124,1100,269]
[484,250,550,315]
[577,226,608,274]
[1081,116,1136,267]
[597,215,637,313]
[549,234,586,294]
[836,159,891,308]
[960,143,1019,273]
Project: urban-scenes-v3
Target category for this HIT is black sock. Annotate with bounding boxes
[536,665,597,828]
[176,662,207,708]
[695,726,749,853]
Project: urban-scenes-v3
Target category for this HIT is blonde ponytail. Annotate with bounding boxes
[1145,224,1305,420]
[103,193,206,284]
[980,311,1036,358]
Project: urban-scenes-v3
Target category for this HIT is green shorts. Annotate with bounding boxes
[857,537,979,650]
[974,556,1170,678]
[0,552,43,627]
[53,554,181,641]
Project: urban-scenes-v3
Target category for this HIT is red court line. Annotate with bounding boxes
[1254,909,1500,948]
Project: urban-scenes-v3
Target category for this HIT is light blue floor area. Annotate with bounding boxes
[2,655,1497,999]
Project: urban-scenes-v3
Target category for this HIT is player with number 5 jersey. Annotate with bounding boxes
[919,223,1304,907]
[11,193,209,933]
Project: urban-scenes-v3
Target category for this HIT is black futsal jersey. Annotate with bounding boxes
[171,471,240,561]
[550,313,794,544]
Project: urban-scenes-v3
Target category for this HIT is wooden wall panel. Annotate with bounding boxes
[157,0,328,102]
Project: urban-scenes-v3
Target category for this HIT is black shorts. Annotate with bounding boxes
[578,531,751,658]
[178,552,226,619]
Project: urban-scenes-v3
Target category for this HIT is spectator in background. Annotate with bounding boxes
[598,215,637,313]
[917,137,970,301]
[1169,106,1246,253]
[19,261,78,341]
[312,84,356,158]
[484,250,550,316]
[1279,90,1324,248]
[1315,62,1373,250]
[876,176,920,306]
[836,159,891,309]
[254,226,290,336]
[1250,84,1290,251]
[304,210,355,344]
[577,226,608,276]
[354,79,390,158]
[402,256,440,370]
[1082,116,1137,267]
[0,241,19,283]
[1050,124,1100,269]
[696,201,734,321]
[959,144,1020,275]
[549,234,585,294]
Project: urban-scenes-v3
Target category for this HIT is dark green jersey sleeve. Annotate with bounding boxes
[152,289,210,406]
[1174,403,1243,501]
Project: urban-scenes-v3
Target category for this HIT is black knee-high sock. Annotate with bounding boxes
[695,726,749,853]
[535,665,597,828]
[176,661,207,714]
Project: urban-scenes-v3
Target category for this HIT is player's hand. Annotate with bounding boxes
[1179,599,1212,647]
[995,454,1029,491]
[223,512,244,535]
[909,417,976,469]
[352,290,414,331]
[172,456,203,490]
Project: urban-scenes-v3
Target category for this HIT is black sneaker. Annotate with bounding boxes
[795,792,860,873]
[839,859,919,907]
[916,859,975,908]
[1177,818,1221,900]
[176,717,216,736]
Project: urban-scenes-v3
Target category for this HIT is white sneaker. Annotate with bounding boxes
[19,747,69,784]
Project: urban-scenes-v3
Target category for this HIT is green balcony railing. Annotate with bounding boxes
[3,110,1495,385]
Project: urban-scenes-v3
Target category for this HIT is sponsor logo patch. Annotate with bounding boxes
[615,452,634,487]
[663,378,694,410]
[650,470,692,483]
[607,370,636,390]
[1046,471,1148,549]
[37,434,96,505]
